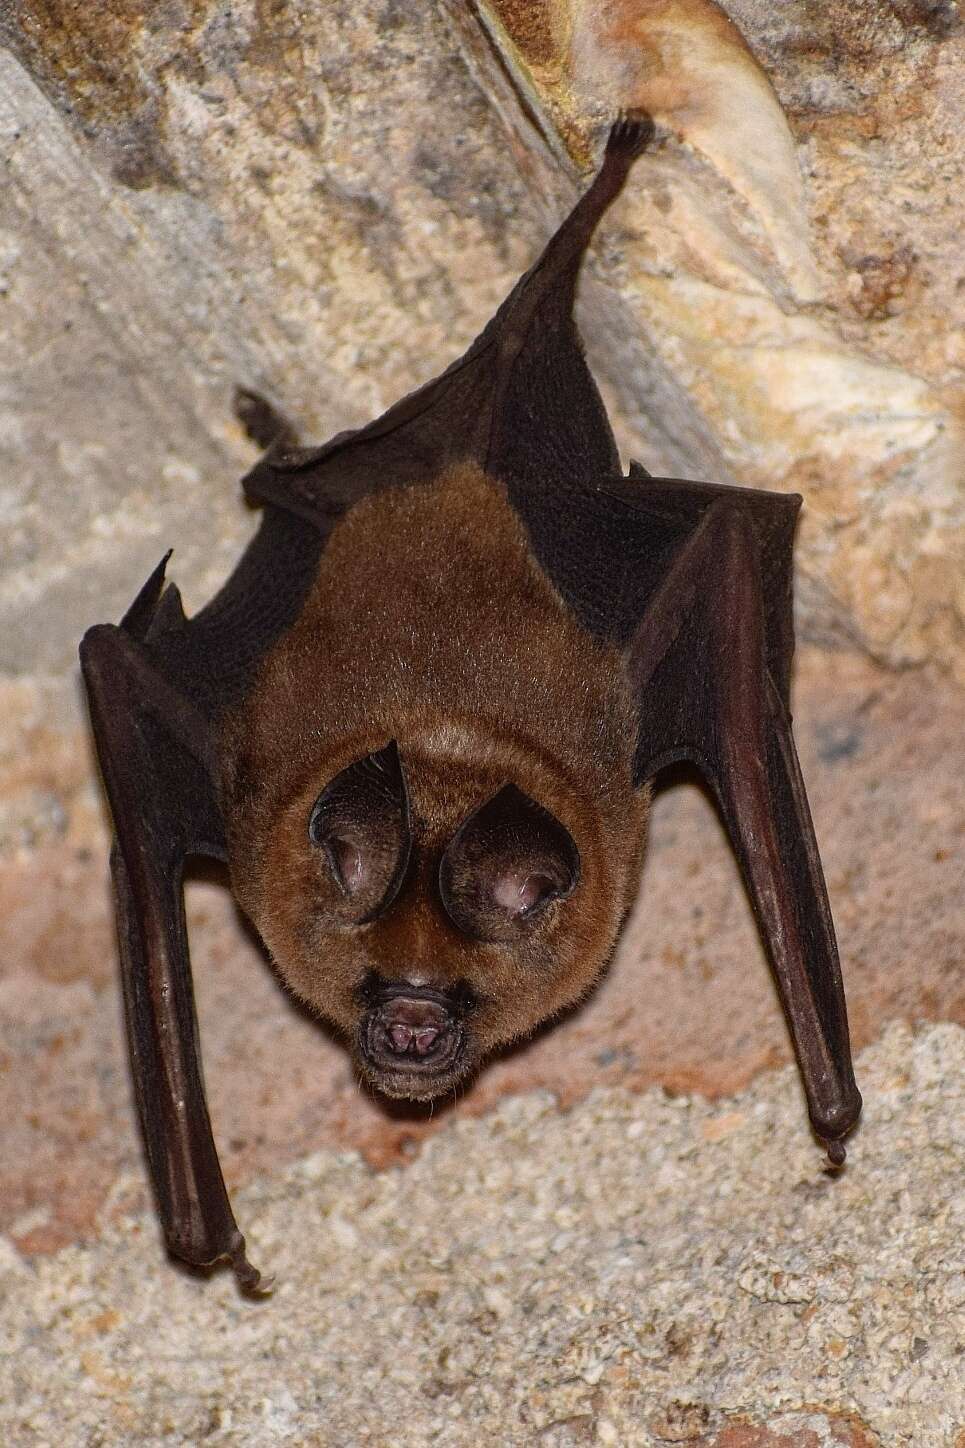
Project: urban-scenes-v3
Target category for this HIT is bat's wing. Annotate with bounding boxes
[241,115,655,526]
[81,560,269,1291]
[601,474,862,1157]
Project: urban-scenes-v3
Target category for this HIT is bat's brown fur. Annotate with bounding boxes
[221,462,650,1095]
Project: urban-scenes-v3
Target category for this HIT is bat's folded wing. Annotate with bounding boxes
[81,578,267,1291]
[613,477,862,1156]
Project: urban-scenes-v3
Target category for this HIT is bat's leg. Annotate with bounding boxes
[497,111,656,336]
[81,624,267,1290]
[542,110,656,268]
[629,501,862,1159]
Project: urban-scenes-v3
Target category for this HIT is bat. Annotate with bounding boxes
[81,114,862,1292]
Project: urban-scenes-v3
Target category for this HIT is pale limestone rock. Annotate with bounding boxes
[2,0,962,695]
[454,0,965,676]
[0,1,538,681]
[0,1023,960,1444]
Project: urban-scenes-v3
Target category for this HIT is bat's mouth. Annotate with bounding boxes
[356,977,476,1100]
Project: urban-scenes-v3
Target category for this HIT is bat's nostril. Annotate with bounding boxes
[389,1023,414,1052]
[386,1022,441,1055]
[361,996,459,1078]
[413,1027,440,1055]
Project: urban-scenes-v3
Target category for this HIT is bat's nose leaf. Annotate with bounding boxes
[361,988,464,1079]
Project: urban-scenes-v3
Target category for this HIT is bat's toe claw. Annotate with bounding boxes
[244,1271,276,1298]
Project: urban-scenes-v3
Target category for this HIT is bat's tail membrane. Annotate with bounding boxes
[481,112,657,490]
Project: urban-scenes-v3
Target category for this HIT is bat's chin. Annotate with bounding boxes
[355,981,476,1102]
[359,1054,474,1103]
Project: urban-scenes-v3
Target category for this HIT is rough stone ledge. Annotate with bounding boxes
[0,1021,961,1446]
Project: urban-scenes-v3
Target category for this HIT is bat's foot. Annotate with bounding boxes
[606,110,657,160]
[167,1228,273,1295]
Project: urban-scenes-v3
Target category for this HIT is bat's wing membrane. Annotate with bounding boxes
[610,476,861,1155]
[81,564,267,1291]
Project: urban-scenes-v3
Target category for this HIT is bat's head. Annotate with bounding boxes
[229,736,647,1102]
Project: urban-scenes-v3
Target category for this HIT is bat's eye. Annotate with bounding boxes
[308,740,411,925]
[439,783,580,942]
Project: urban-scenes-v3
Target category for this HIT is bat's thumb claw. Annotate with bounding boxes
[825,1139,847,1168]
[229,1237,273,1295]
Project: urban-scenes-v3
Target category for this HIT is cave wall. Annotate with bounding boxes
[0,0,961,1281]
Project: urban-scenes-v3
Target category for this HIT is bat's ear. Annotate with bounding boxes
[439,784,580,942]
[309,740,412,925]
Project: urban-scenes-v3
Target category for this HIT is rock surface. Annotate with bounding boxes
[0,1,538,681]
[0,1022,961,1445]
[1,0,962,689]
[0,5,962,1437]
[455,0,965,677]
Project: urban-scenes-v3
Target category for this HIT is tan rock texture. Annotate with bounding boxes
[0,1,539,678]
[0,1023,961,1445]
[456,0,965,677]
[1,0,962,683]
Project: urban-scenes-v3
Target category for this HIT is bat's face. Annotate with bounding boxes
[228,738,648,1102]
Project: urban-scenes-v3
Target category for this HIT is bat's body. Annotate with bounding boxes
[221,463,649,1074]
[82,117,861,1291]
